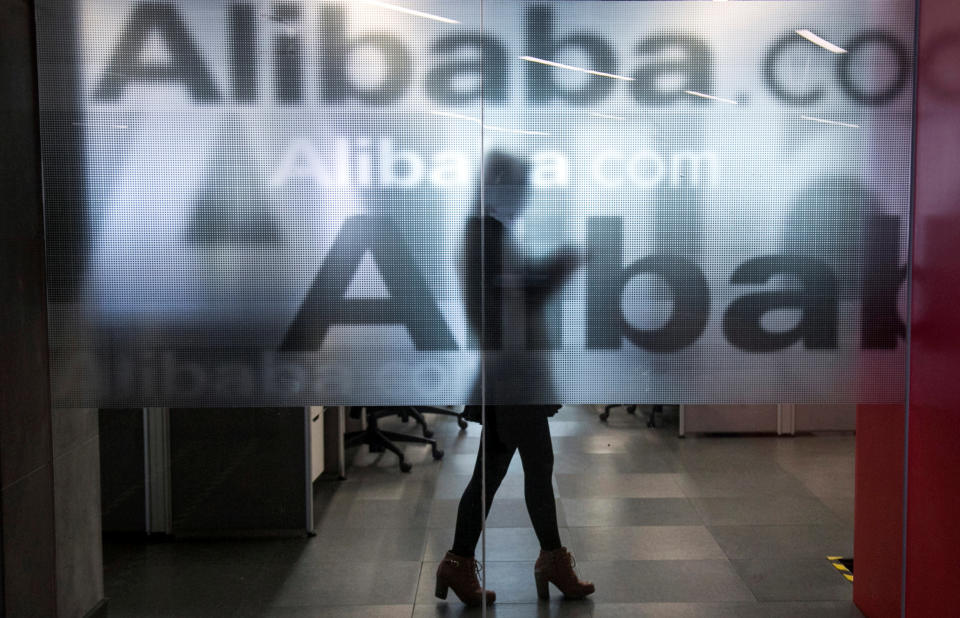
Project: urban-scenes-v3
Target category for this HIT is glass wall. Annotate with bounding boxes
[36,0,912,409]
[33,0,914,613]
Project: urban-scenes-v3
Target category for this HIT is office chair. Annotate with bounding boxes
[599,404,636,422]
[399,406,468,438]
[600,404,663,427]
[345,407,444,473]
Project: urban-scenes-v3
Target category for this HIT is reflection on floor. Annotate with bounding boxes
[103,405,862,617]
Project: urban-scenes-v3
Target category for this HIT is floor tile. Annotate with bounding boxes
[561,499,702,527]
[556,474,685,499]
[257,560,422,607]
[707,525,852,560]
[786,463,856,499]
[409,601,865,618]
[424,527,571,562]
[690,496,842,526]
[565,526,727,561]
[434,474,533,500]
[547,421,608,437]
[104,537,281,568]
[610,451,685,474]
[437,452,520,476]
[435,436,481,455]
[551,435,635,455]
[733,601,864,617]
[429,499,567,529]
[558,560,755,603]
[279,527,427,563]
[104,556,262,617]
[405,601,863,618]
[819,496,855,525]
[674,470,814,498]
[552,451,682,475]
[673,439,782,472]
[330,497,433,529]
[421,559,755,606]
[350,479,436,501]
[413,601,598,617]
[775,436,856,462]
[730,558,853,602]
[242,605,414,618]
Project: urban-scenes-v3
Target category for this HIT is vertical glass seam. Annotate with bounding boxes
[479,2,487,616]
[900,0,922,614]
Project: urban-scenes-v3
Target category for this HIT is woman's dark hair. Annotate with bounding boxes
[483,151,530,187]
[472,151,530,215]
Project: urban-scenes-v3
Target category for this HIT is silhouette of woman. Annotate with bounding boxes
[435,152,595,606]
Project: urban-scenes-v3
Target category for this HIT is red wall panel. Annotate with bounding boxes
[855,1,960,615]
[855,404,906,618]
[851,4,914,606]
[905,0,960,614]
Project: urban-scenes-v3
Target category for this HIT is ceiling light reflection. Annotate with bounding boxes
[589,111,626,121]
[684,90,738,105]
[71,121,130,130]
[429,110,550,136]
[800,115,860,128]
[519,56,635,82]
[484,125,551,137]
[354,0,459,25]
[795,29,847,54]
[429,110,481,124]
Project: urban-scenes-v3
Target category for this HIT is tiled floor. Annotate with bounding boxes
[103,406,862,617]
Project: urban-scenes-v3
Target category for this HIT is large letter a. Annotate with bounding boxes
[93,2,221,101]
[281,215,457,351]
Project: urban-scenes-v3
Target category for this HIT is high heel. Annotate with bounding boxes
[435,551,496,607]
[534,571,549,599]
[534,547,595,600]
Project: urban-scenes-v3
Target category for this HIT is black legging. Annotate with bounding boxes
[451,408,562,557]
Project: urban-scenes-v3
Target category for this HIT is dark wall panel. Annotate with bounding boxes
[0,0,58,615]
[169,408,306,533]
[99,409,146,533]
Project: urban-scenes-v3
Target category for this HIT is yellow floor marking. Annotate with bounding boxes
[827,556,854,583]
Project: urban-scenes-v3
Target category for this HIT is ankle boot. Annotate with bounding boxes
[534,547,595,600]
[435,551,496,606]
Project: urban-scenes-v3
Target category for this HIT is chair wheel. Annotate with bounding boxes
[432,448,444,460]
[457,418,468,430]
[599,412,610,422]
[399,461,412,473]
[422,428,434,438]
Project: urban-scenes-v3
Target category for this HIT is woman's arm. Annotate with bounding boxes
[522,247,587,295]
